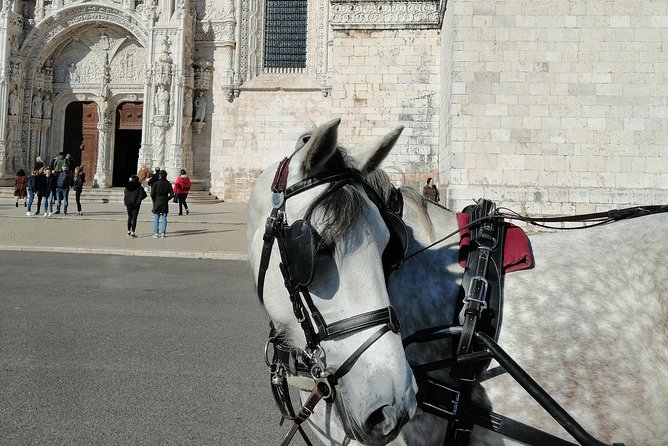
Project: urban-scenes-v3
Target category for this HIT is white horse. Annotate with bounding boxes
[248,119,668,445]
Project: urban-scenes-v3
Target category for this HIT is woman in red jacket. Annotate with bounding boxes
[173,169,191,215]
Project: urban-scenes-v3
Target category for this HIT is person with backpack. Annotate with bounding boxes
[124,175,147,237]
[150,170,174,238]
[173,169,192,215]
[54,165,72,215]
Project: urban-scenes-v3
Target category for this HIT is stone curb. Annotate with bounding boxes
[0,245,249,261]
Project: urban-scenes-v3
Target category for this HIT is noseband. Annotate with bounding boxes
[257,156,405,444]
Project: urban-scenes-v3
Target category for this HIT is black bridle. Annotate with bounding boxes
[256,156,403,445]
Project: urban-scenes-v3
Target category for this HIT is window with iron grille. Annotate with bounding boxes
[263,0,307,71]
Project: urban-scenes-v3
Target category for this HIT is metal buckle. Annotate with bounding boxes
[465,276,488,308]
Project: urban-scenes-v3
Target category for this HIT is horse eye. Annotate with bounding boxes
[302,135,310,144]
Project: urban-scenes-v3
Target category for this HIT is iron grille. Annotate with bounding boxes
[264,0,307,71]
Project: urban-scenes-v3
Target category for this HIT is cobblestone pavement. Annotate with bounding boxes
[0,198,249,260]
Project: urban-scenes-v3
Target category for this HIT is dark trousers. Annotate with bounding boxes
[36,194,43,213]
[75,189,83,212]
[126,206,140,232]
[177,193,188,214]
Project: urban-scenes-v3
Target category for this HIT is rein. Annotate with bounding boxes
[258,157,403,446]
[403,203,668,263]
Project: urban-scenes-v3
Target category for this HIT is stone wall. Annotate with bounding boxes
[443,0,668,214]
[331,29,442,187]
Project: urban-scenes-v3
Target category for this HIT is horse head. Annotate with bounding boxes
[247,118,417,445]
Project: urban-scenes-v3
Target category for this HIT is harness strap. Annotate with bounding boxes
[320,306,401,341]
[280,382,329,446]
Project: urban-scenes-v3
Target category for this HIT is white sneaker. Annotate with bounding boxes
[26,211,31,216]
[47,212,52,217]
[152,234,159,238]
[131,232,136,237]
[161,234,166,238]
[43,212,48,217]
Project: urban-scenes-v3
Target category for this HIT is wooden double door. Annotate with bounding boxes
[63,102,143,187]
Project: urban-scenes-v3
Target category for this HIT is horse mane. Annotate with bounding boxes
[311,150,435,250]
[365,169,435,241]
[308,149,364,251]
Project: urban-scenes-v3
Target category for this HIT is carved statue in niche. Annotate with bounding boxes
[68,63,80,83]
[43,94,52,119]
[155,84,170,116]
[32,94,42,118]
[8,87,18,116]
[193,91,206,122]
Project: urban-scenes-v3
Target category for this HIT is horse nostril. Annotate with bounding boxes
[365,405,397,437]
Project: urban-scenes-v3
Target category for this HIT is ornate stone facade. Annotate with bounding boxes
[0,0,664,214]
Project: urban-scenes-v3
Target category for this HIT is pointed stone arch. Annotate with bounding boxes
[15,6,149,184]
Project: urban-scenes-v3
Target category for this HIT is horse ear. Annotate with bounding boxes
[350,127,404,174]
[298,118,341,175]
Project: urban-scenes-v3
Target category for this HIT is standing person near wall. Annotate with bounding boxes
[422,177,440,203]
[35,168,46,215]
[150,170,173,238]
[147,167,160,188]
[72,166,86,216]
[54,165,72,215]
[174,169,191,215]
[124,174,147,237]
[33,156,44,171]
[13,169,27,208]
[42,168,56,217]
[26,169,39,216]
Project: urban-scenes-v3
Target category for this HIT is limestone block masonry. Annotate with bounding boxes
[440,0,668,214]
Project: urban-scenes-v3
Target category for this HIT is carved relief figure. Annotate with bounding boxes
[43,94,53,119]
[157,85,170,116]
[32,94,42,118]
[193,91,206,122]
[68,63,80,83]
[8,88,18,115]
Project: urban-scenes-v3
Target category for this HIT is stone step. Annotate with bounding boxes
[0,187,221,204]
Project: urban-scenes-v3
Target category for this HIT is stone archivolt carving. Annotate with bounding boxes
[329,1,445,29]
[193,59,213,91]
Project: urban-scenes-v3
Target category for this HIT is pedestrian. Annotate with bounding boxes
[52,152,66,172]
[72,166,85,216]
[42,168,56,217]
[64,153,74,175]
[124,175,147,237]
[147,167,160,188]
[150,169,173,238]
[26,169,39,216]
[35,168,46,215]
[422,177,440,203]
[174,169,191,215]
[33,156,44,171]
[54,165,72,215]
[13,169,27,208]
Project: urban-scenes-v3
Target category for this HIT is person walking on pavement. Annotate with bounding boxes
[174,169,191,215]
[72,166,85,216]
[150,169,173,238]
[26,169,39,216]
[42,168,56,217]
[55,165,72,215]
[124,174,147,237]
[13,169,27,208]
